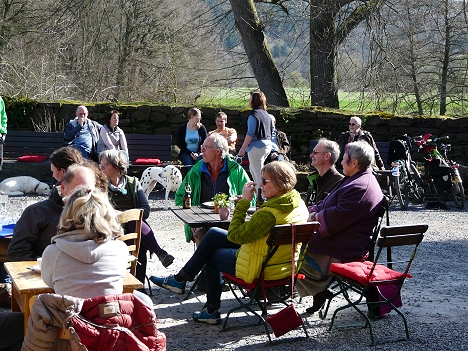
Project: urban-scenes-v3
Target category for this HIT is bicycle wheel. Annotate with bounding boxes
[451,181,466,209]
[409,163,424,203]
[393,170,409,209]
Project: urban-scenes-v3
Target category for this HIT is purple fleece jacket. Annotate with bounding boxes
[308,168,384,262]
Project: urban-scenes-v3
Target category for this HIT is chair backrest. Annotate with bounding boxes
[377,224,427,248]
[374,223,427,274]
[265,222,320,273]
[117,209,144,276]
[368,196,390,262]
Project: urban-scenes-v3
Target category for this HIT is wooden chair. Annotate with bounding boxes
[117,209,143,276]
[221,222,320,343]
[327,223,428,345]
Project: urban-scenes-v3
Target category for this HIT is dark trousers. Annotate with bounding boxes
[180,227,239,310]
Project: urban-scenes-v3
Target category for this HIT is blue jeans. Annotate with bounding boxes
[179,152,198,177]
[179,152,196,166]
[180,227,239,309]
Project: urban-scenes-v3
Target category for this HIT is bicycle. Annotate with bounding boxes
[416,134,465,209]
[387,135,424,209]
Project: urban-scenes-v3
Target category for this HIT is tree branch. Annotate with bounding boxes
[254,0,289,15]
[335,0,387,45]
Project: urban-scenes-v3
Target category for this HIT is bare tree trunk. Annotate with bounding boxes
[309,2,339,108]
[440,0,450,116]
[229,0,289,107]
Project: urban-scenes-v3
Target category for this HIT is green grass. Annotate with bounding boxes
[197,87,468,117]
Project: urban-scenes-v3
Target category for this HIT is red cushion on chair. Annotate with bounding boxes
[17,155,49,162]
[330,261,412,286]
[133,158,162,165]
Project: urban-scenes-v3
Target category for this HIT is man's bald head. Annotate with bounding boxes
[60,164,96,201]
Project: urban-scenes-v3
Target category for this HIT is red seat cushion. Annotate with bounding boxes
[241,159,250,166]
[133,158,162,165]
[330,261,412,286]
[17,155,49,162]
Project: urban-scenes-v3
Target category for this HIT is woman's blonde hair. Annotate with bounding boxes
[187,108,202,129]
[58,185,123,243]
[261,161,296,194]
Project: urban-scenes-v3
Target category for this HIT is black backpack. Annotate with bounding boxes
[425,158,451,195]
[387,138,408,166]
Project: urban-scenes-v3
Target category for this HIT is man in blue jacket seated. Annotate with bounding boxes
[64,105,101,161]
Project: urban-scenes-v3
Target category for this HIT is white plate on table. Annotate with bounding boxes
[201,201,215,208]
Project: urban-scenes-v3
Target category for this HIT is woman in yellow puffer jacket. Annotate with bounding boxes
[150,161,309,325]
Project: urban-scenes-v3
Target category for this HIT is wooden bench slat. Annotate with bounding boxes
[2,131,173,182]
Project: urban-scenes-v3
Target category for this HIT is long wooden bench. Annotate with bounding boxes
[2,131,64,182]
[1,131,172,182]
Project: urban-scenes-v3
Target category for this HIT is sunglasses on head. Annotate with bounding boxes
[261,178,272,185]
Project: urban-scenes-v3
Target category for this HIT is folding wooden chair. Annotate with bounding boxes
[221,222,319,343]
[327,223,428,345]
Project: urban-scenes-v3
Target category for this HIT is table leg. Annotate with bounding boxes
[22,293,34,335]
[11,286,32,335]
[10,285,20,312]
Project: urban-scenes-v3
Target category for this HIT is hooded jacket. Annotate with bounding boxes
[41,229,129,299]
[227,190,309,283]
[23,293,166,351]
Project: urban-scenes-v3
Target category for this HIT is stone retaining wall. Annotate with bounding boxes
[20,103,468,165]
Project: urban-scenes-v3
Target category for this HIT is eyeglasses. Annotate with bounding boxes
[349,123,357,126]
[261,178,272,185]
[311,150,328,155]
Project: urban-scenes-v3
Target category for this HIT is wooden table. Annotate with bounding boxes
[4,261,143,334]
[171,205,233,229]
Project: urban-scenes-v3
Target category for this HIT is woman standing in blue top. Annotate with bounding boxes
[237,90,273,189]
[176,108,208,175]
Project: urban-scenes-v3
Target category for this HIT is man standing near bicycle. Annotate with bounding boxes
[336,116,385,172]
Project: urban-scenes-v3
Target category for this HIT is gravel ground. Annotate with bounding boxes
[3,191,468,350]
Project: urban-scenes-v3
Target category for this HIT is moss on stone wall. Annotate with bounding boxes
[4,98,468,165]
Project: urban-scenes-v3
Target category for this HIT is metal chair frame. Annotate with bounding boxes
[221,222,319,343]
[319,196,390,320]
[328,223,428,346]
